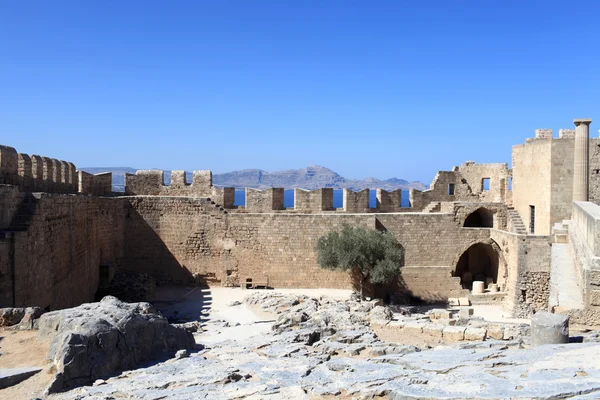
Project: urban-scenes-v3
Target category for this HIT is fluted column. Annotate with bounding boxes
[573,118,592,202]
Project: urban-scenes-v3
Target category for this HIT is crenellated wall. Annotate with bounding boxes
[124,169,217,197]
[0,144,107,195]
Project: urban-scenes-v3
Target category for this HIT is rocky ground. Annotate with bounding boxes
[40,289,600,400]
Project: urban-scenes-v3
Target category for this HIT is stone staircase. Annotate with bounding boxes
[549,242,584,312]
[423,202,441,213]
[507,207,527,235]
[552,220,569,243]
[201,198,228,215]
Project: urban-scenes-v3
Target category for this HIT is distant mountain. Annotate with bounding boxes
[80,165,428,192]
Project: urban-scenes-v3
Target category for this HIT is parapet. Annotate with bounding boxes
[343,188,370,212]
[559,129,576,139]
[245,188,284,212]
[78,171,112,196]
[124,169,221,199]
[294,188,334,212]
[535,129,553,139]
[0,144,78,194]
[376,189,402,212]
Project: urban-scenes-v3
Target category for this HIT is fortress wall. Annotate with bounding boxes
[456,162,511,203]
[590,138,600,204]
[294,188,334,212]
[124,169,222,199]
[123,197,494,298]
[376,189,402,212]
[5,194,126,309]
[342,189,370,212]
[245,188,285,212]
[78,171,113,196]
[0,145,79,194]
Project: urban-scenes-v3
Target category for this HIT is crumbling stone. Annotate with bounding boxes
[531,312,569,346]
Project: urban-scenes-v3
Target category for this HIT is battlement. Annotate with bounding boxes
[124,169,217,198]
[0,144,115,195]
[525,128,589,143]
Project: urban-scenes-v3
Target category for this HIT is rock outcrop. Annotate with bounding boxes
[38,296,196,393]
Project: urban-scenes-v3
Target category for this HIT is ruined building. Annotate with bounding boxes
[1,118,599,323]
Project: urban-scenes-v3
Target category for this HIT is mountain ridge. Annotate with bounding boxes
[80,165,428,191]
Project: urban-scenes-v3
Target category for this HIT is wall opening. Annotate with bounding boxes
[448,183,455,196]
[482,178,490,191]
[284,189,294,208]
[463,208,494,228]
[455,243,499,290]
[507,177,513,191]
[529,205,535,234]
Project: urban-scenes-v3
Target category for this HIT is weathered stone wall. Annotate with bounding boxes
[122,197,497,300]
[376,189,402,212]
[125,170,218,198]
[0,193,126,309]
[409,162,511,210]
[490,229,552,317]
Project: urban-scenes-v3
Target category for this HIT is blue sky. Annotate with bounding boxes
[1,1,599,184]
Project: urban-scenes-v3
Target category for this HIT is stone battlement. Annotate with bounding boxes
[0,145,111,195]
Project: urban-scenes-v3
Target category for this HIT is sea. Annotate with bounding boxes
[234,189,411,208]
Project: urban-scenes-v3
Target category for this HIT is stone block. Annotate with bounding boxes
[531,312,569,346]
[590,271,600,287]
[422,323,444,340]
[591,290,600,306]
[458,307,474,320]
[442,326,465,342]
[458,297,470,306]
[438,319,457,326]
[430,308,452,320]
[403,322,423,335]
[472,281,485,294]
[487,324,504,340]
[464,327,487,341]
[448,298,460,306]
[386,320,406,331]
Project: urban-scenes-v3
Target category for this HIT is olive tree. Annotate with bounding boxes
[315,225,403,298]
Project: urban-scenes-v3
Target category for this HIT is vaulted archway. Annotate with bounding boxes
[464,207,493,228]
[455,242,499,290]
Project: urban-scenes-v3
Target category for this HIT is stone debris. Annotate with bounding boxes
[0,306,45,330]
[531,311,569,346]
[47,292,600,400]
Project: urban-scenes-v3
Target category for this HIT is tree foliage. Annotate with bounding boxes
[315,225,404,296]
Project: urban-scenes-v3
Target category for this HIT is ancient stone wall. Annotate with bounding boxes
[0,193,126,309]
[246,188,285,212]
[409,162,511,211]
[342,189,370,212]
[125,170,217,197]
[123,197,497,300]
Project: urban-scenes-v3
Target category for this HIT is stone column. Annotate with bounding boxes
[573,119,592,202]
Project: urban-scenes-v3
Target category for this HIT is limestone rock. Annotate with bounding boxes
[531,312,569,346]
[0,308,26,327]
[38,296,196,393]
[369,306,393,322]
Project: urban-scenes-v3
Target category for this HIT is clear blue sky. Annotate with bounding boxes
[1,1,599,184]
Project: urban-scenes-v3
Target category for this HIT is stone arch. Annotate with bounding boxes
[452,239,507,292]
[463,207,494,228]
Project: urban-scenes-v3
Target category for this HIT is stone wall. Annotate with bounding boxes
[122,197,496,300]
[0,193,126,309]
[0,145,79,194]
[246,188,285,212]
[125,170,217,197]
[78,171,113,196]
[409,162,511,210]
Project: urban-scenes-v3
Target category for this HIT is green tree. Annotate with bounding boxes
[315,225,404,298]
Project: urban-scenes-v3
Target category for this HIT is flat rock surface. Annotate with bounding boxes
[0,366,42,389]
[47,288,600,399]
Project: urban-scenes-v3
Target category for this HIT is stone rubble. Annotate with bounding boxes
[46,292,600,399]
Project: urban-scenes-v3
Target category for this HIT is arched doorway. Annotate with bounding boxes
[464,208,493,228]
[455,242,499,290]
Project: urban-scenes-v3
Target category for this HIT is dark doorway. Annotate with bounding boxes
[464,208,494,228]
[455,243,499,290]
